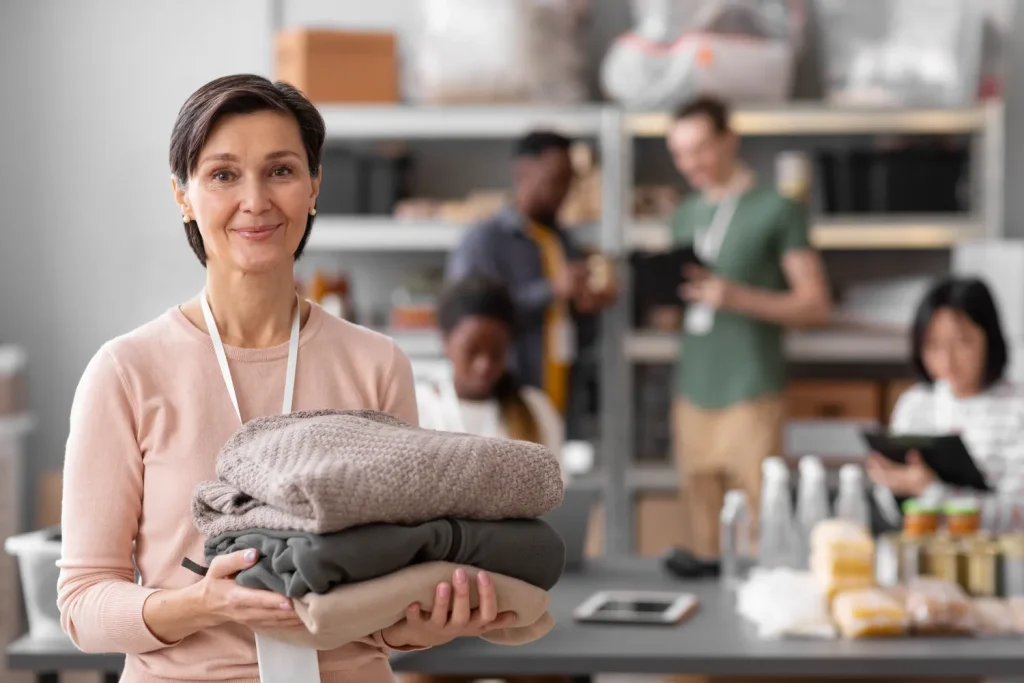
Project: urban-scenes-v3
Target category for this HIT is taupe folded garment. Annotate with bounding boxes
[205,518,565,598]
[258,561,554,650]
[192,409,564,537]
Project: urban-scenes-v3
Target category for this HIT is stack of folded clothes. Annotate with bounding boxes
[190,409,567,649]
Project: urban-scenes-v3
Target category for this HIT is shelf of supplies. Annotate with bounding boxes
[626,215,980,252]
[628,103,991,138]
[306,217,467,251]
[319,104,607,139]
[625,328,910,364]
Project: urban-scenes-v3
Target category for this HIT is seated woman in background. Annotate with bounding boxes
[416,274,565,468]
[409,276,569,683]
[867,276,1024,529]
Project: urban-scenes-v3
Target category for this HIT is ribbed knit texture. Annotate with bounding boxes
[191,409,565,537]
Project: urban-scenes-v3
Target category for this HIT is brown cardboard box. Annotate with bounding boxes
[786,380,882,421]
[274,29,399,103]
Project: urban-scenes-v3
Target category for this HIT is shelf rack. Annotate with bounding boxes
[305,100,1005,556]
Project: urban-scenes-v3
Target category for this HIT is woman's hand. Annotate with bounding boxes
[866,449,937,497]
[380,568,516,650]
[195,550,306,629]
[143,549,304,644]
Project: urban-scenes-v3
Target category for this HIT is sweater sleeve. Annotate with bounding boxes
[381,342,419,427]
[57,346,178,654]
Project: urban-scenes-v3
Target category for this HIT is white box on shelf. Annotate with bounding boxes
[5,526,62,641]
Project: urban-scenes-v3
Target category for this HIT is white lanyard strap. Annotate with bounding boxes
[695,193,739,264]
[199,288,318,683]
[200,288,301,422]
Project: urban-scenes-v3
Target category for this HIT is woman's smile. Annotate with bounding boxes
[233,223,282,241]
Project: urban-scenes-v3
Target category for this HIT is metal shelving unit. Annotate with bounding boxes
[603,99,1006,556]
[305,100,1005,557]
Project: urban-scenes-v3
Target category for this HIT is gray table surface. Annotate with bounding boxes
[8,557,1024,678]
[392,556,1024,678]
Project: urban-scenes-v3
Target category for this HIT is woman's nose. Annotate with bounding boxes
[239,176,272,214]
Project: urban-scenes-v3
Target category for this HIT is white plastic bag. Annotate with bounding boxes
[602,0,803,111]
[411,0,587,104]
[736,567,837,639]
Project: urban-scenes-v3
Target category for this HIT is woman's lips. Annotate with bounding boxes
[234,224,280,241]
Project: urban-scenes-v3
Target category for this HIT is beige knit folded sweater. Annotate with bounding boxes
[192,409,565,537]
[259,562,554,650]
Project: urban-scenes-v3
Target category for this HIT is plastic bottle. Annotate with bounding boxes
[758,457,797,569]
[795,455,831,568]
[835,463,871,532]
[719,489,752,588]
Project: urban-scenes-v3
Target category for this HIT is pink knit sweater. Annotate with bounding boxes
[57,302,418,683]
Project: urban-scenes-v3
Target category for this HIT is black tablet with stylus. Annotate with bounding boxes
[861,431,991,492]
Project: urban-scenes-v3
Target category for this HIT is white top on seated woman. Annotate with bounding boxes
[416,275,567,481]
[866,276,1024,530]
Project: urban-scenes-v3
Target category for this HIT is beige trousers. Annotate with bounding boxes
[672,394,785,558]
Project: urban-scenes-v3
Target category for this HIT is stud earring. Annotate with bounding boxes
[309,207,317,216]
[182,215,190,223]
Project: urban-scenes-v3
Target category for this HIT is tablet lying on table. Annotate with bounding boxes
[573,590,699,625]
[861,431,992,492]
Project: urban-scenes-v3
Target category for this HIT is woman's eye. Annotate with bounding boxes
[270,165,294,177]
[212,170,236,182]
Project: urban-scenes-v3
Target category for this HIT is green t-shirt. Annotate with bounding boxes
[672,185,810,409]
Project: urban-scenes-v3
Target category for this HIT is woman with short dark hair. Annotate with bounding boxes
[867,276,1024,527]
[56,74,508,683]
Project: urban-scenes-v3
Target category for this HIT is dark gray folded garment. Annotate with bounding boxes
[204,517,566,598]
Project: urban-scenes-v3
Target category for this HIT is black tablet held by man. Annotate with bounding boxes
[632,245,706,307]
[861,431,991,492]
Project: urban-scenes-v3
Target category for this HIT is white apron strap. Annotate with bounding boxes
[200,289,320,683]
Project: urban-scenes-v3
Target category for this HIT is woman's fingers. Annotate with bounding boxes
[474,571,498,624]
[430,582,452,628]
[449,568,472,628]
[227,586,294,612]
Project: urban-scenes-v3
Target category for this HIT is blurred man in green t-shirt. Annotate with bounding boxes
[667,97,832,558]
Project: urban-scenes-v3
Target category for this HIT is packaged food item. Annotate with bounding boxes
[971,598,1015,636]
[922,536,961,586]
[945,498,981,537]
[809,519,875,599]
[903,576,975,634]
[963,536,999,598]
[902,498,941,538]
[831,588,909,638]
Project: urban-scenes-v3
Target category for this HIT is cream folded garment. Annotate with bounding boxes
[258,561,554,650]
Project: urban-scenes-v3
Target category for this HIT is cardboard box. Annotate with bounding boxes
[786,380,882,422]
[275,28,399,103]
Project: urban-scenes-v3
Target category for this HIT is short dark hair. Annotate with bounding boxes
[437,274,517,334]
[673,96,731,135]
[910,276,1008,388]
[513,130,572,159]
[169,74,326,266]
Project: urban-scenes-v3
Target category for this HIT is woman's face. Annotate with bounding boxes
[444,315,511,401]
[922,307,987,397]
[173,110,320,273]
